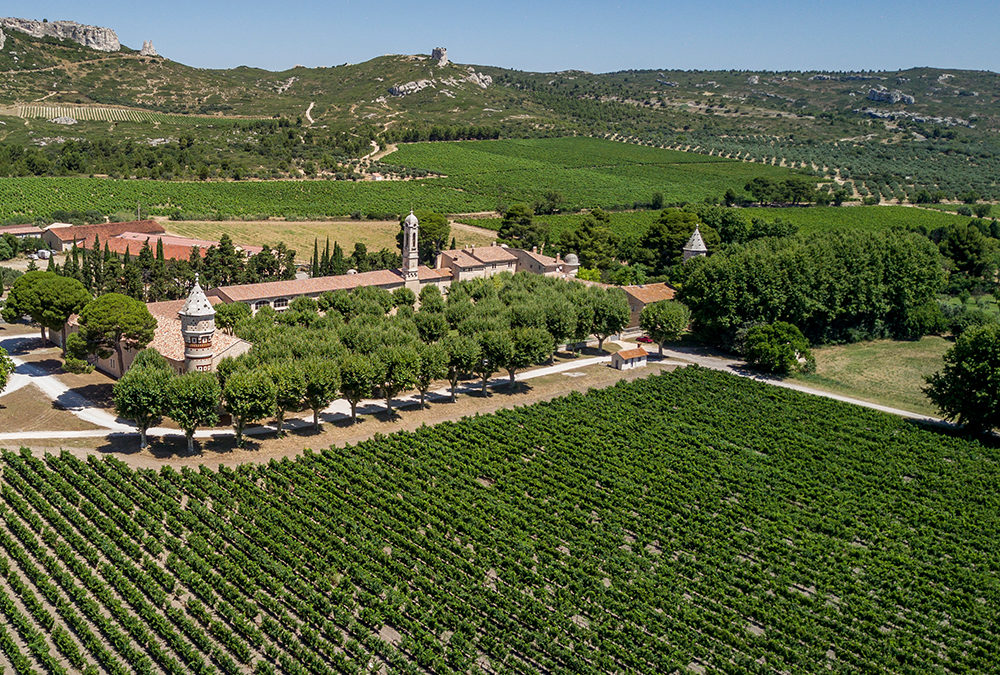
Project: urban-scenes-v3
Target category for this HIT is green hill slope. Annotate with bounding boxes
[1,24,999,198]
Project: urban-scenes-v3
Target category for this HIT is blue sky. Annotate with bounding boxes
[7,1,999,73]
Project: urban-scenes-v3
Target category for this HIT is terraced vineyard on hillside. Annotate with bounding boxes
[0,368,997,673]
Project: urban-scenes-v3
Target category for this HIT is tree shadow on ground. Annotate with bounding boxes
[0,336,45,356]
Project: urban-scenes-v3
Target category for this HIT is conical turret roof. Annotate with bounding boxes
[684,226,708,253]
[179,274,214,317]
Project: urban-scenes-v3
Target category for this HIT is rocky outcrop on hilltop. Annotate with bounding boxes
[867,86,914,104]
[0,17,120,52]
[0,29,5,51]
[140,40,158,57]
[389,67,493,97]
[432,47,448,66]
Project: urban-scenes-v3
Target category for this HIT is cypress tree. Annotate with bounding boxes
[311,238,320,277]
[321,237,331,276]
[332,242,347,275]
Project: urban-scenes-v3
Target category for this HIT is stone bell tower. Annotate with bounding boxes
[179,274,215,372]
[402,210,420,288]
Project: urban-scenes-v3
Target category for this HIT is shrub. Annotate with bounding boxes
[63,357,94,374]
[742,322,814,375]
[925,323,1000,433]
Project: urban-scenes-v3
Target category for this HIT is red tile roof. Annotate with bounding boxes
[467,245,518,263]
[0,225,41,237]
[145,297,245,361]
[46,220,164,245]
[616,347,648,360]
[440,244,519,267]
[103,237,207,261]
[214,265,448,303]
[623,283,676,304]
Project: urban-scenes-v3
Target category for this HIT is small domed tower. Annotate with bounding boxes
[402,210,420,287]
[179,274,215,372]
[683,226,709,261]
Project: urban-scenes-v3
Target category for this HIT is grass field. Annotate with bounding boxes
[462,204,969,240]
[166,218,496,260]
[0,368,997,673]
[792,336,951,417]
[0,137,799,221]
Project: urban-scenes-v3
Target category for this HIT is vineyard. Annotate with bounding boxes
[13,106,165,123]
[466,204,969,240]
[0,138,798,221]
[0,368,997,673]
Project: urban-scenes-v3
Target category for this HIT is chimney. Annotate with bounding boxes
[532,246,538,254]
[556,253,562,263]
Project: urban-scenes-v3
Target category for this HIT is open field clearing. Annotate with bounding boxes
[792,336,950,417]
[0,384,103,433]
[0,368,997,673]
[0,137,799,221]
[165,218,497,260]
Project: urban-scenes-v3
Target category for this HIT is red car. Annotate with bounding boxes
[636,336,654,344]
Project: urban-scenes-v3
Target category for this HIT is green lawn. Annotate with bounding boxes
[792,336,951,417]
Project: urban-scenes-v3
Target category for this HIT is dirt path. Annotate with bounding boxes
[304,101,315,125]
[368,142,397,163]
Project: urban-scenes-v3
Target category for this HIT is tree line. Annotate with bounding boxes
[104,273,632,452]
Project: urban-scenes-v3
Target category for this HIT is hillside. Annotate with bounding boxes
[0,21,999,198]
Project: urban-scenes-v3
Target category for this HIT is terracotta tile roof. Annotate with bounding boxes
[214,266,446,303]
[103,237,206,261]
[616,347,648,360]
[116,232,219,248]
[145,298,244,362]
[46,220,164,245]
[441,249,482,268]
[417,266,452,281]
[623,283,676,304]
[466,245,518,263]
[0,225,41,237]
[518,248,561,267]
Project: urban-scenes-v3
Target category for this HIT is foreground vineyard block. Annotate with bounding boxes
[0,367,996,673]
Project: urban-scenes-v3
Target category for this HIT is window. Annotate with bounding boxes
[274,297,289,310]
[254,300,270,311]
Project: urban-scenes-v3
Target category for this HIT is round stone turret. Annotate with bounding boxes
[683,226,708,261]
[179,274,215,372]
